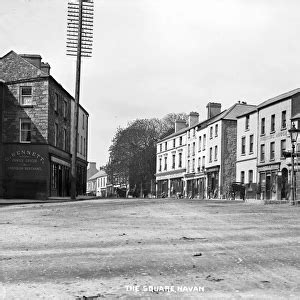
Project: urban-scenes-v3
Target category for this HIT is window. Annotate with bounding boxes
[198,136,202,151]
[271,114,275,132]
[188,144,190,157]
[83,137,86,156]
[160,144,162,152]
[214,145,218,161]
[178,153,182,168]
[260,144,265,162]
[164,157,167,170]
[20,86,33,106]
[188,131,190,139]
[241,171,245,183]
[215,124,218,137]
[165,142,167,151]
[20,119,31,142]
[249,135,254,153]
[270,142,275,160]
[172,154,175,169]
[159,158,162,171]
[281,111,286,129]
[210,127,213,139]
[248,170,253,184]
[179,136,182,145]
[63,128,67,151]
[82,113,85,129]
[192,142,195,155]
[173,139,176,148]
[81,136,83,154]
[54,93,58,112]
[281,139,286,158]
[192,158,195,172]
[245,115,250,130]
[192,128,195,137]
[203,134,206,150]
[63,100,67,118]
[209,147,212,162]
[198,157,201,169]
[241,137,246,155]
[54,123,58,147]
[261,118,265,135]
[202,156,205,168]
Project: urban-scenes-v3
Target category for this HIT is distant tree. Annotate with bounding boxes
[106,113,188,197]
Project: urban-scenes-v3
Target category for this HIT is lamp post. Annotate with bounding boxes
[288,123,300,205]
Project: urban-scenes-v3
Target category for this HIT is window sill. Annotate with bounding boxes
[20,105,33,108]
[281,127,287,131]
[270,131,275,134]
[260,133,266,137]
[245,128,249,132]
[241,153,246,156]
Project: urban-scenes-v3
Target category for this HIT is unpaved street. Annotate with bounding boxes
[1,198,300,299]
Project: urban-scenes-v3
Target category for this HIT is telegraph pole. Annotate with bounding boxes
[67,0,93,199]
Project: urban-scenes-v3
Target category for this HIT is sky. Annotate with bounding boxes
[1,0,300,167]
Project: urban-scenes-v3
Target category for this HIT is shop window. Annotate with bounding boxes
[248,170,253,184]
[241,171,245,183]
[20,119,31,142]
[20,86,32,106]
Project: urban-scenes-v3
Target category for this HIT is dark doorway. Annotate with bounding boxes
[281,168,288,199]
[266,174,271,200]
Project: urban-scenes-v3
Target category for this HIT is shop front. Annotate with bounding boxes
[170,177,184,197]
[206,166,220,199]
[258,163,283,201]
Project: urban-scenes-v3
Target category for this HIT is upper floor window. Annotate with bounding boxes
[160,144,162,152]
[20,119,31,142]
[172,154,175,169]
[215,124,218,137]
[179,136,182,145]
[192,128,195,137]
[165,142,167,151]
[210,127,213,139]
[249,135,254,153]
[54,93,59,112]
[214,145,218,161]
[245,115,250,130]
[270,141,275,160]
[209,147,212,162]
[198,136,202,151]
[188,144,191,157]
[271,114,275,132]
[203,134,206,150]
[173,139,176,148]
[192,158,195,172]
[82,113,85,129]
[188,131,190,139]
[159,158,162,171]
[20,86,32,106]
[55,123,58,147]
[281,139,286,158]
[192,142,195,156]
[178,153,182,168]
[241,137,246,155]
[63,128,67,151]
[63,100,67,118]
[281,111,287,129]
[202,156,205,168]
[164,156,167,170]
[260,144,265,162]
[261,118,265,135]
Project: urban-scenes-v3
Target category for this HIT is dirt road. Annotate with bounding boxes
[0,198,299,299]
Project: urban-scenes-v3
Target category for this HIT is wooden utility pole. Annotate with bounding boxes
[67,0,94,199]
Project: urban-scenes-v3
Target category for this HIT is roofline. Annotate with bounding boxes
[258,88,300,110]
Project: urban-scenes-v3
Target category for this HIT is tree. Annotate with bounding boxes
[105,113,188,197]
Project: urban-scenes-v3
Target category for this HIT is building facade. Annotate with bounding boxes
[0,50,89,199]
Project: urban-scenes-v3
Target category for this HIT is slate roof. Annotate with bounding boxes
[88,170,107,181]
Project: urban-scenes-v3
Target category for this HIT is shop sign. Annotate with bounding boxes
[4,150,45,172]
[257,164,280,172]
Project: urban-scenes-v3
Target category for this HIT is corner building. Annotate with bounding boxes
[0,51,89,199]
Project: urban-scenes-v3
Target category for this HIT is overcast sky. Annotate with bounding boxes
[1,0,300,167]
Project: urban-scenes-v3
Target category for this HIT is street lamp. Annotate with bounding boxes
[288,123,300,205]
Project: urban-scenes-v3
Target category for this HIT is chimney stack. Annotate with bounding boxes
[20,54,42,69]
[188,112,199,127]
[175,120,186,132]
[206,102,221,119]
[41,62,51,75]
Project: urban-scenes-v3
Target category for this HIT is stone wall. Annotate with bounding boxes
[221,120,237,195]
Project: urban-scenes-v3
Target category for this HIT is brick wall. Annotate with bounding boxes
[221,120,237,194]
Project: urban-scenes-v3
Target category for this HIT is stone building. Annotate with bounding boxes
[0,50,89,199]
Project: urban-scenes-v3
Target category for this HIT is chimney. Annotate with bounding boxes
[41,62,51,75]
[206,102,221,119]
[188,112,199,127]
[20,54,42,69]
[89,162,97,171]
[175,120,186,132]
